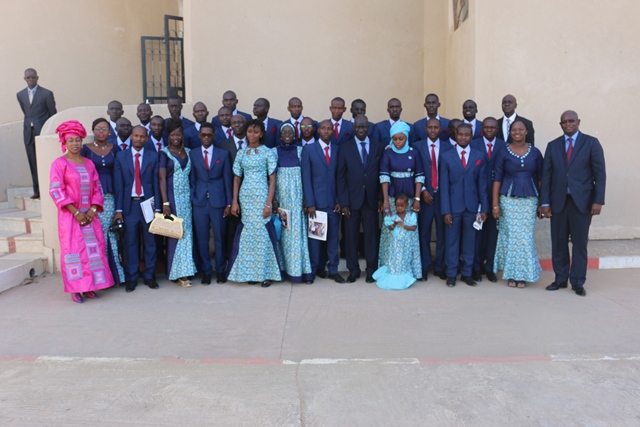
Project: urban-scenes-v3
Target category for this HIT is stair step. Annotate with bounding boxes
[0,252,47,294]
[14,195,41,213]
[0,209,43,234]
[0,231,44,253]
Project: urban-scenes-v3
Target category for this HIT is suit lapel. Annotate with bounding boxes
[568,133,585,167]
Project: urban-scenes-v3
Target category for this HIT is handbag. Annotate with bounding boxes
[149,213,184,239]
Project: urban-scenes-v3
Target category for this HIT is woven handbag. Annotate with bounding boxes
[149,213,184,239]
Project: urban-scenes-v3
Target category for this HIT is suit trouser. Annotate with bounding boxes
[193,206,227,275]
[25,128,39,194]
[418,193,446,273]
[445,210,476,278]
[308,210,340,275]
[550,195,592,287]
[123,200,157,281]
[474,214,498,272]
[344,203,379,276]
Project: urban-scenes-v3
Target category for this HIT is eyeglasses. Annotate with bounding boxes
[94,127,109,132]
[300,125,314,129]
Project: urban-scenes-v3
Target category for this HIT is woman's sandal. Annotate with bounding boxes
[84,291,99,299]
[517,281,527,288]
[71,293,84,303]
[179,278,193,288]
[507,279,517,288]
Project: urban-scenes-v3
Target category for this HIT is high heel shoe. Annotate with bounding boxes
[84,291,99,299]
[71,293,84,303]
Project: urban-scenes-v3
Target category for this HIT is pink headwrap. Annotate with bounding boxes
[55,120,87,153]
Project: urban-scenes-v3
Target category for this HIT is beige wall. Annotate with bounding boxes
[0,123,32,201]
[184,0,437,125]
[0,0,180,124]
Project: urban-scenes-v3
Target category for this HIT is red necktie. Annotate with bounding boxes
[334,122,339,141]
[204,149,210,172]
[121,143,127,150]
[430,143,438,189]
[487,143,493,159]
[469,122,473,135]
[461,150,467,168]
[566,137,573,162]
[294,121,299,139]
[227,128,233,139]
[324,146,330,165]
[157,142,162,152]
[134,153,142,196]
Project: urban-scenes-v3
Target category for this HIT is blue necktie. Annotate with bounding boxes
[360,142,368,165]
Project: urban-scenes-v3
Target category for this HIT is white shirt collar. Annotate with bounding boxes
[302,138,315,146]
[428,138,440,147]
[117,136,131,147]
[355,136,370,144]
[449,138,457,147]
[318,139,331,152]
[290,116,304,124]
[456,144,470,156]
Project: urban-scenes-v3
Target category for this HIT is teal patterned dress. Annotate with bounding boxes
[275,143,313,283]
[227,146,282,283]
[159,147,197,280]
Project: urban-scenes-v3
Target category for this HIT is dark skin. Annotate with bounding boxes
[113,127,148,223]
[350,101,366,120]
[62,135,99,227]
[420,118,442,205]
[424,94,440,118]
[167,98,183,119]
[492,121,539,220]
[300,117,315,141]
[287,98,303,120]
[253,99,269,121]
[218,107,232,127]
[381,132,421,216]
[86,120,113,156]
[24,69,39,90]
[443,127,487,225]
[137,104,152,125]
[462,100,477,121]
[387,99,402,121]
[502,95,517,117]
[230,125,276,221]
[150,117,165,140]
[341,115,382,218]
[199,126,230,218]
[388,199,417,232]
[329,99,346,121]
[482,118,498,141]
[448,119,462,142]
[230,115,246,138]
[115,118,132,141]
[540,110,602,218]
[192,102,209,123]
[107,101,123,122]
[222,91,238,110]
[308,121,340,219]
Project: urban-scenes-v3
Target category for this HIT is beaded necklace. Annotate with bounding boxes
[506,143,531,168]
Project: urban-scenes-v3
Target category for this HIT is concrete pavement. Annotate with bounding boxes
[2,269,640,426]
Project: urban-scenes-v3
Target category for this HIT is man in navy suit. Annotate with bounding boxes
[541,111,606,297]
[349,99,375,137]
[145,116,166,153]
[462,100,483,139]
[300,117,317,147]
[164,96,195,141]
[136,103,153,132]
[190,123,233,285]
[213,107,234,145]
[328,97,354,146]
[106,100,123,144]
[471,117,505,282]
[413,118,454,281]
[113,126,162,292]
[440,124,488,287]
[446,119,462,148]
[496,94,535,145]
[414,94,450,142]
[211,90,252,128]
[373,98,415,144]
[16,68,56,199]
[253,98,281,148]
[302,120,345,283]
[115,117,132,150]
[183,102,210,149]
[337,115,383,283]
[279,97,315,142]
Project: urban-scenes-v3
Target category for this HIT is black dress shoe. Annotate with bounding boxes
[574,287,586,297]
[316,270,328,279]
[261,281,271,288]
[446,277,456,287]
[201,274,212,285]
[125,281,137,293]
[328,273,346,284]
[472,270,482,282]
[216,273,227,284]
[435,270,448,280]
[461,276,477,286]
[303,279,314,284]
[144,279,159,289]
[486,271,498,282]
[420,270,429,281]
[546,281,568,291]
[346,274,359,283]
[365,274,375,283]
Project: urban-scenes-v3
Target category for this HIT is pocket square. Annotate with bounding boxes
[475,159,481,166]
[147,165,153,169]
[215,159,221,164]
[270,127,276,134]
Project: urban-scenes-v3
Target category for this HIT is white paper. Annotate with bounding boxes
[308,210,328,241]
[141,197,155,224]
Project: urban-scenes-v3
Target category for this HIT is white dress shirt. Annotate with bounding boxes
[130,147,145,197]
[318,139,332,158]
[502,113,518,139]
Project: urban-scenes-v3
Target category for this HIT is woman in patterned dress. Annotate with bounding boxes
[492,119,543,288]
[274,123,313,283]
[379,121,425,271]
[227,119,281,287]
[159,118,197,287]
[50,120,114,303]
[81,118,125,286]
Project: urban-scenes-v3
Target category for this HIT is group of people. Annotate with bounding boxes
[42,84,606,303]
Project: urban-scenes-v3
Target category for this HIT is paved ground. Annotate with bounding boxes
[2,269,640,426]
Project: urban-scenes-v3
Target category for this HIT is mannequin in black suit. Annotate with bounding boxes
[496,94,535,145]
[541,111,606,297]
[16,68,56,198]
[337,115,383,283]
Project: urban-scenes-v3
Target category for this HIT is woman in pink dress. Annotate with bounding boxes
[49,120,114,303]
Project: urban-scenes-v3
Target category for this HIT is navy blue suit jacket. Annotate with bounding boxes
[301,142,339,210]
[183,122,210,149]
[114,148,161,216]
[373,120,416,145]
[211,110,251,129]
[413,138,455,196]
[471,137,506,196]
[330,119,354,146]
[144,137,167,153]
[262,117,283,148]
[214,127,232,146]
[440,146,489,215]
[540,132,606,214]
[466,119,483,139]
[336,137,384,211]
[414,116,451,142]
[189,147,232,208]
